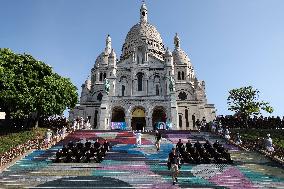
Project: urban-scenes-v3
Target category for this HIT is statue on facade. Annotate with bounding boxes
[169,76,175,92]
[104,78,110,95]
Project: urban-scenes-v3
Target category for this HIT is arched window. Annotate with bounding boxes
[178,92,187,100]
[103,73,106,79]
[178,72,181,80]
[94,110,98,129]
[182,72,185,80]
[99,73,103,81]
[97,93,103,101]
[185,109,189,127]
[122,85,125,96]
[137,73,143,91]
[179,115,182,128]
[156,85,159,96]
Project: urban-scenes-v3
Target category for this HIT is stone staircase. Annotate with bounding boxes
[0,130,284,188]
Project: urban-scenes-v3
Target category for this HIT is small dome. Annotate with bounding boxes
[165,48,172,57]
[95,52,106,66]
[172,48,191,65]
[172,33,191,65]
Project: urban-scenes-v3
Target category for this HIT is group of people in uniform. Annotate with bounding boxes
[167,139,233,185]
[54,139,110,163]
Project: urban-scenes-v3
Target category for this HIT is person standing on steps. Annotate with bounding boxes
[155,130,162,151]
[168,148,180,185]
[133,130,142,147]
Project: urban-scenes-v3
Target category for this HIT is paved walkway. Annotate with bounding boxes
[0,130,284,188]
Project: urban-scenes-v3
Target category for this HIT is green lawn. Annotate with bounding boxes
[0,127,47,154]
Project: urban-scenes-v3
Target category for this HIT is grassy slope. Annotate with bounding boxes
[0,127,47,154]
[231,129,284,148]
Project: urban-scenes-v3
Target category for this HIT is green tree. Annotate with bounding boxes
[227,86,273,125]
[0,48,78,127]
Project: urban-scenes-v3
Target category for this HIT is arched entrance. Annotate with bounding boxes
[131,107,146,131]
[111,107,126,130]
[111,107,125,122]
[152,107,167,130]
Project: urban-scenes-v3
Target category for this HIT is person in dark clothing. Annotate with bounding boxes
[62,145,68,156]
[94,139,101,151]
[196,119,201,131]
[185,139,192,150]
[194,140,202,151]
[176,139,185,152]
[155,130,162,151]
[168,148,180,185]
[77,141,84,150]
[85,140,92,149]
[103,139,110,152]
[203,140,212,150]
[55,149,62,163]
[67,141,74,149]
[213,140,220,149]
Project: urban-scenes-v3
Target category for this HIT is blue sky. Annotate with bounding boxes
[1,0,284,117]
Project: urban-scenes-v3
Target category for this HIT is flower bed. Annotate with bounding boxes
[0,128,47,166]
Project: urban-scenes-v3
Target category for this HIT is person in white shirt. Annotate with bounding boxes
[45,129,52,146]
[224,128,231,141]
[235,133,242,145]
[133,131,142,146]
[265,134,274,152]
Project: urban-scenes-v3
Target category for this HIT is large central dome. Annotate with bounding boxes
[120,3,165,60]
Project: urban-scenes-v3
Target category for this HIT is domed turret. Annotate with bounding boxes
[172,33,191,65]
[95,35,113,67]
[165,47,172,57]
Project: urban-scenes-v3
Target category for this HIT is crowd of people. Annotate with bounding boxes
[54,139,110,163]
[216,115,284,129]
[72,117,91,130]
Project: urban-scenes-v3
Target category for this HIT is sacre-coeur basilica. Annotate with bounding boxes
[69,3,216,131]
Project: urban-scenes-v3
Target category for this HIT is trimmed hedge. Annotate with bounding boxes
[0,127,46,154]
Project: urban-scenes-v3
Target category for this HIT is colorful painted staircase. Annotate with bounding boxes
[1,130,284,188]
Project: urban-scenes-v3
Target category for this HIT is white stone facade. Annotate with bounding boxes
[70,3,216,130]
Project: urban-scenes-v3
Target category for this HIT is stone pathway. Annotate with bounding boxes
[0,130,284,188]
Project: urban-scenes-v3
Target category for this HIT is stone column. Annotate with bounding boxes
[99,96,109,130]
[170,91,178,130]
[145,116,152,131]
[125,116,131,130]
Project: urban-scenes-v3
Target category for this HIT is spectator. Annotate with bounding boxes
[265,134,274,153]
[155,130,162,151]
[168,148,180,185]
